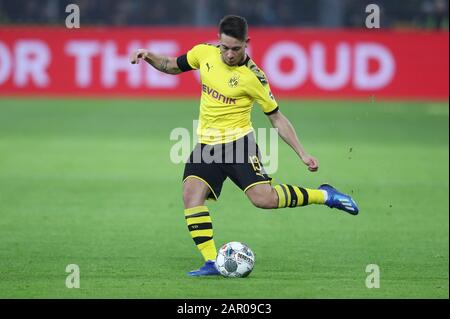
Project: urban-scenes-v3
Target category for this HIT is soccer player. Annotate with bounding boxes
[130,15,359,276]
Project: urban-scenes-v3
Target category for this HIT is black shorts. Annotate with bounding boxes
[183,133,272,200]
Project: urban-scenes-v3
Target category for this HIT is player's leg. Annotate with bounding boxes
[183,176,210,208]
[182,143,226,276]
[182,176,217,263]
[182,177,221,276]
[245,182,358,214]
[272,183,358,214]
[227,133,358,214]
[271,183,328,208]
[245,183,328,209]
[244,183,278,209]
[245,184,359,215]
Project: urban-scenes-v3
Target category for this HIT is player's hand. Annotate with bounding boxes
[300,154,319,172]
[130,49,148,64]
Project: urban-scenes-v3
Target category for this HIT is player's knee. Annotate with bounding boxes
[183,178,209,208]
[182,190,194,207]
[248,192,277,209]
[256,198,276,209]
[183,188,201,208]
[246,184,278,209]
[250,197,268,209]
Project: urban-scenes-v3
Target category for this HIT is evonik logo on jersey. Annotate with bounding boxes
[202,84,236,105]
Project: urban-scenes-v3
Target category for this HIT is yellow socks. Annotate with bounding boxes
[274,184,326,208]
[184,206,217,261]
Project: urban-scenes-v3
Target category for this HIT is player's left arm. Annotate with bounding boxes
[267,110,319,172]
[249,68,319,172]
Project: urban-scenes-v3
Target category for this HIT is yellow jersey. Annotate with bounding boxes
[179,44,278,145]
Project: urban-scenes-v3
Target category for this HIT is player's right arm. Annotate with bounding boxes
[130,49,182,74]
[130,44,208,75]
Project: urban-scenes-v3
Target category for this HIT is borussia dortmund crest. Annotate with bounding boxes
[228,74,240,88]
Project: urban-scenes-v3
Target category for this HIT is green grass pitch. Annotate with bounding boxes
[0,98,448,298]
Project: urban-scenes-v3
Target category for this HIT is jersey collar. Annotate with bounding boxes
[238,54,250,67]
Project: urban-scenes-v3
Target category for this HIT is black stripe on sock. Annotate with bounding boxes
[193,236,213,245]
[188,222,213,232]
[286,185,298,207]
[298,187,309,206]
[280,185,289,207]
[185,211,209,219]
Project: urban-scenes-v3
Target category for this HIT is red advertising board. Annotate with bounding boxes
[0,27,448,100]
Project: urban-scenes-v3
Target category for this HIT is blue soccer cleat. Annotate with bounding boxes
[319,184,359,215]
[187,260,221,277]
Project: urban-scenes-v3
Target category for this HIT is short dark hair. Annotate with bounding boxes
[219,15,248,41]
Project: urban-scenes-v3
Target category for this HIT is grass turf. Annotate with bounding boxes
[0,98,448,298]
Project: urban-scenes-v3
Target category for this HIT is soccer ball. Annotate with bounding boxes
[215,242,255,278]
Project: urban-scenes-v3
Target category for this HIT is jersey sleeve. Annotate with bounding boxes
[185,44,210,70]
[248,70,279,115]
[177,44,210,72]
